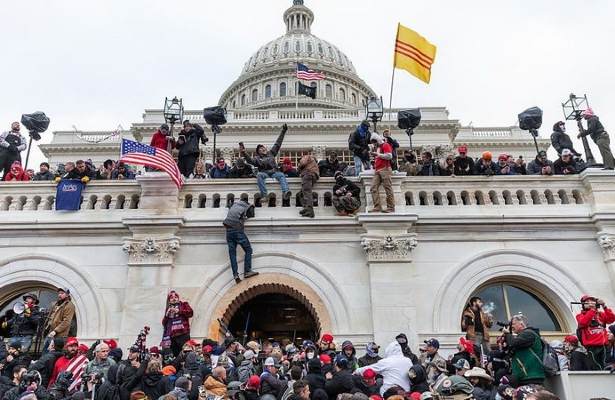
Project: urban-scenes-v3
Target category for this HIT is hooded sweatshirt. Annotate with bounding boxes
[3,161,30,181]
[408,364,429,394]
[161,291,193,339]
[355,342,413,394]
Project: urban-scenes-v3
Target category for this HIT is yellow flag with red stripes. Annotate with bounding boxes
[394,23,437,84]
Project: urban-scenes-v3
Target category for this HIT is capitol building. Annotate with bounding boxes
[1,1,614,396]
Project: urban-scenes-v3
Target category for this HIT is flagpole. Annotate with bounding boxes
[296,62,299,110]
[388,23,400,129]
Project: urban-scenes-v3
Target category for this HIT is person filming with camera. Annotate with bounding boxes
[575,294,615,370]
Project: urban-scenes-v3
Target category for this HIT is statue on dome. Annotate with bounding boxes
[293,0,304,5]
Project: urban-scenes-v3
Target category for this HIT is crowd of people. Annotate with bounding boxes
[1,288,614,400]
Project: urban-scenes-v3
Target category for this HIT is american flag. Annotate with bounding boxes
[120,139,184,188]
[66,354,89,392]
[296,62,325,80]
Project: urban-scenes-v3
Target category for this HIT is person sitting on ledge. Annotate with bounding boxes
[229,158,254,179]
[210,158,231,179]
[332,171,361,216]
[240,124,291,201]
[527,151,553,176]
[553,149,582,175]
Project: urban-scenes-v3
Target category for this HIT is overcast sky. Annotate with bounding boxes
[2,0,614,167]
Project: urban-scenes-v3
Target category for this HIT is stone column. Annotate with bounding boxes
[358,214,419,346]
[119,173,185,347]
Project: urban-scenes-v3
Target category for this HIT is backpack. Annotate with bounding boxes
[528,331,559,377]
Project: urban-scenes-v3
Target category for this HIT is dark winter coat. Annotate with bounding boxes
[454,157,475,176]
[176,125,205,157]
[351,376,380,397]
[348,126,370,160]
[332,178,361,200]
[318,159,346,177]
[243,127,287,173]
[33,171,55,181]
[305,359,326,398]
[30,350,63,388]
[229,165,255,179]
[260,371,287,400]
[553,158,581,175]
[408,364,429,394]
[96,364,121,400]
[475,160,498,176]
[472,386,497,400]
[210,165,231,179]
[8,307,41,337]
[569,348,592,371]
[324,369,355,398]
[417,160,440,176]
[137,372,171,400]
[550,129,579,155]
[357,355,382,368]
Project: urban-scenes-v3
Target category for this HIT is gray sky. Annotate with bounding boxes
[1,0,614,168]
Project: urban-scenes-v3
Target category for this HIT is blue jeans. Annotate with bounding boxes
[353,155,370,176]
[9,335,33,353]
[226,229,253,277]
[257,171,289,196]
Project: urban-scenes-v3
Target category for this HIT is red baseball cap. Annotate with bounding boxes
[203,345,213,354]
[319,354,332,364]
[247,375,260,389]
[149,346,160,355]
[362,368,376,379]
[66,337,79,346]
[564,335,579,345]
[321,333,334,344]
[103,339,117,349]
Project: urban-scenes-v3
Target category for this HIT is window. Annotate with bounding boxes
[251,89,258,102]
[351,93,357,105]
[469,283,562,332]
[232,100,236,109]
[273,44,279,55]
[284,41,289,53]
[339,88,346,102]
[295,41,301,53]
[307,41,313,54]
[318,43,324,56]
[241,94,246,106]
[325,84,332,99]
[279,82,287,97]
[265,85,272,99]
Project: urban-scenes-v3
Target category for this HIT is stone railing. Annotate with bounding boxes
[0,171,611,215]
[470,127,513,137]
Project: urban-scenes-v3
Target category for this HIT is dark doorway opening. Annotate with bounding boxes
[227,293,318,345]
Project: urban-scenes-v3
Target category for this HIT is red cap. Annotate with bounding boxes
[103,339,117,349]
[580,294,596,303]
[410,393,421,400]
[203,345,213,354]
[78,344,89,353]
[457,145,468,154]
[459,337,475,355]
[564,335,579,345]
[247,375,261,389]
[66,337,79,347]
[362,368,376,379]
[321,333,334,344]
[186,339,199,347]
[149,346,160,355]
[319,354,332,364]
[498,153,508,161]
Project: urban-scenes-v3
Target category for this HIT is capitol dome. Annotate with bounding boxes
[219,0,376,111]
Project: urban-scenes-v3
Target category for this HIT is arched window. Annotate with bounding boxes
[284,41,290,53]
[273,44,279,55]
[351,93,357,105]
[265,85,272,99]
[339,88,346,102]
[279,82,287,97]
[325,84,333,99]
[251,89,258,102]
[295,41,301,53]
[468,283,562,332]
[241,94,246,106]
[318,43,324,56]
[232,100,236,109]
[307,42,313,54]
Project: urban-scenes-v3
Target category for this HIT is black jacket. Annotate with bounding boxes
[348,127,370,160]
[29,350,63,388]
[137,372,171,400]
[33,171,55,181]
[318,159,346,177]
[551,130,579,155]
[176,125,205,157]
[229,165,255,179]
[569,348,592,371]
[332,179,361,200]
[351,376,380,397]
[260,371,287,400]
[305,359,326,398]
[553,158,581,175]
[1,354,32,379]
[408,364,429,394]
[8,307,41,337]
[243,126,287,174]
[454,157,475,176]
[417,160,440,176]
[357,355,381,368]
[324,369,354,399]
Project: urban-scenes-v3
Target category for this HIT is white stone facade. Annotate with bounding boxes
[1,171,614,355]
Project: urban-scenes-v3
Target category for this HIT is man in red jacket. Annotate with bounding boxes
[48,337,79,387]
[162,290,194,357]
[150,124,175,152]
[576,294,615,370]
[368,133,395,213]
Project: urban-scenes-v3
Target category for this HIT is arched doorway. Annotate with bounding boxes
[227,292,318,344]
[206,273,333,341]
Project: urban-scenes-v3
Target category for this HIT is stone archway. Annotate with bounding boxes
[0,254,105,338]
[207,273,332,340]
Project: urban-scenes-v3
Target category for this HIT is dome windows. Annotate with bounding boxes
[318,43,324,57]
[284,41,290,54]
[280,82,287,97]
[325,84,332,99]
[265,85,272,99]
[252,89,258,102]
[241,94,246,106]
[307,41,313,54]
[295,41,301,53]
[351,93,357,105]
[339,88,346,102]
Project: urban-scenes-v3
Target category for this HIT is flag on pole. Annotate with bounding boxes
[296,63,325,80]
[120,139,184,188]
[297,82,317,99]
[394,23,437,84]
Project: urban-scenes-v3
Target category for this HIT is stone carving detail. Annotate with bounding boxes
[362,235,418,262]
[122,237,180,265]
[598,233,615,260]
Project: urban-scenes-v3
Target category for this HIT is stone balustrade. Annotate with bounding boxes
[0,171,610,215]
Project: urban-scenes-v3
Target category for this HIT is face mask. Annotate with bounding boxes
[561,126,566,133]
